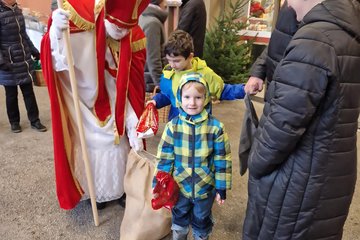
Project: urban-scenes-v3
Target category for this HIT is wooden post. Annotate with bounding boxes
[164,2,180,40]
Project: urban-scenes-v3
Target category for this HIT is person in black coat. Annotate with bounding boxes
[243,0,360,239]
[177,0,206,58]
[0,0,46,133]
[244,0,298,95]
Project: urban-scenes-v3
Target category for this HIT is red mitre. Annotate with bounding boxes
[105,0,150,29]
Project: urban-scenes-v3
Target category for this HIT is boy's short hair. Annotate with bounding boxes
[164,30,194,59]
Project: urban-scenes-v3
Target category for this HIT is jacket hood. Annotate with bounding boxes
[302,0,360,40]
[176,72,211,120]
[142,4,168,23]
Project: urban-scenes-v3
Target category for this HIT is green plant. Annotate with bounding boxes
[203,0,253,84]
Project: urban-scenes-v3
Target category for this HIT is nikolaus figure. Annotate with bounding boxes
[41,0,149,210]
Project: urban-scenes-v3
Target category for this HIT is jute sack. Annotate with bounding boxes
[120,149,172,240]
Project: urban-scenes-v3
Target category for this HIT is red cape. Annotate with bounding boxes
[41,15,146,210]
[41,18,83,209]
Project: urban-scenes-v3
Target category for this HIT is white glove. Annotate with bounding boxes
[128,126,144,152]
[51,8,70,39]
[125,100,144,151]
[104,19,129,40]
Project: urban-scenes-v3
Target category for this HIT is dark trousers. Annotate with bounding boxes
[172,190,216,239]
[4,83,39,124]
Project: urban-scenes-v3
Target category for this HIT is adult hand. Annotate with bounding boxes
[52,8,70,39]
[128,127,144,152]
[32,51,40,61]
[104,19,129,41]
[244,76,264,95]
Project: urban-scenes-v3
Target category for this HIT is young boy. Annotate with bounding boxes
[149,29,245,120]
[154,72,232,240]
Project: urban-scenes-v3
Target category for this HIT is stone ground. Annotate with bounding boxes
[0,86,359,240]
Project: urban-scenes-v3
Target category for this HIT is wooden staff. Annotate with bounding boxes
[56,0,99,226]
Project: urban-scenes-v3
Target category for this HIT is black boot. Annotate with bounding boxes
[31,120,47,132]
[87,199,107,210]
[118,193,126,208]
[11,122,22,133]
[96,202,107,210]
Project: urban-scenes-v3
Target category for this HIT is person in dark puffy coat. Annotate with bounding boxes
[177,0,206,58]
[0,0,46,133]
[243,0,360,239]
[245,0,298,95]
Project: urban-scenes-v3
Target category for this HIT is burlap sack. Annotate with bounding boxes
[120,149,172,240]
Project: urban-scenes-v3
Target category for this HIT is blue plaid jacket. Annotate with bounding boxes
[155,108,232,200]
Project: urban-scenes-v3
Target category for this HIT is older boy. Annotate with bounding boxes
[149,30,245,120]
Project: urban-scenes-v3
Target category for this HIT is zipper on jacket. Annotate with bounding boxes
[191,122,196,199]
[13,8,33,81]
[7,46,13,63]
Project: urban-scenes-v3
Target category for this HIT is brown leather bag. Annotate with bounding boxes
[120,150,171,240]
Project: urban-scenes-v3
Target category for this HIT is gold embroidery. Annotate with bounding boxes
[107,37,119,52]
[114,123,120,145]
[106,15,136,28]
[55,74,84,195]
[94,0,105,16]
[94,115,111,127]
[63,1,95,30]
[131,38,146,52]
[107,37,120,65]
[132,0,142,20]
[108,34,146,53]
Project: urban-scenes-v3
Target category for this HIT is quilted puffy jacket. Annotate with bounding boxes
[243,0,360,239]
[0,2,38,86]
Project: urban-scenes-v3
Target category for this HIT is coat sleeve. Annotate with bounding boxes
[206,69,225,100]
[144,22,163,86]
[220,83,245,100]
[249,47,267,80]
[214,123,232,190]
[153,74,172,108]
[249,35,336,178]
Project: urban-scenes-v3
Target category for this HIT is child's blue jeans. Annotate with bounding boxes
[171,190,216,240]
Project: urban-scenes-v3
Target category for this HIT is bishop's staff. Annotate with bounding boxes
[56,0,99,227]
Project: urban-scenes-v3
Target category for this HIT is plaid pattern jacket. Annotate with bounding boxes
[155,109,232,200]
